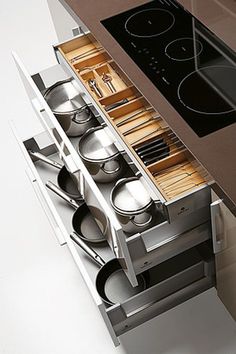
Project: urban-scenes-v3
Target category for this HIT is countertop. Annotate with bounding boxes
[62,0,236,214]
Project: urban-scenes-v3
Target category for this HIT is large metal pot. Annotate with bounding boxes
[110,177,159,234]
[78,126,124,183]
[44,78,96,136]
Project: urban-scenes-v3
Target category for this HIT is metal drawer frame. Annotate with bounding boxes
[12,42,212,286]
[11,43,216,347]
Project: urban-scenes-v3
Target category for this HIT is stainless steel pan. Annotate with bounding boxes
[70,231,149,305]
[29,150,82,200]
[46,181,106,243]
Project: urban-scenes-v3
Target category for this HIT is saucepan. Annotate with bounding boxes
[46,181,106,243]
[110,176,161,234]
[44,78,97,136]
[70,231,149,305]
[29,150,82,200]
[78,126,125,183]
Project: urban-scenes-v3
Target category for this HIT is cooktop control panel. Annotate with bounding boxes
[101,0,236,137]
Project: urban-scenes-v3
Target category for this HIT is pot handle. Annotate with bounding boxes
[101,159,121,175]
[45,181,82,208]
[43,77,73,97]
[131,213,153,228]
[72,106,93,124]
[70,231,106,267]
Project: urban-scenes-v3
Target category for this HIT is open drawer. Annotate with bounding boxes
[54,32,212,223]
[13,38,212,286]
[10,116,215,346]
[12,52,138,283]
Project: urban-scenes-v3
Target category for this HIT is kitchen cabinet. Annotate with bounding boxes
[11,0,236,346]
[211,191,236,321]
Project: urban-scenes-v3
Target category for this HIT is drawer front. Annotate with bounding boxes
[107,244,215,337]
[11,121,120,346]
[128,219,212,274]
[12,51,139,286]
[11,122,66,245]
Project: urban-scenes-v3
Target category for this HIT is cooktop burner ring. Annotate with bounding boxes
[165,37,203,61]
[124,8,175,38]
[177,66,236,115]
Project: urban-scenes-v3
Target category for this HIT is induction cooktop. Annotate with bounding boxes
[101,0,236,137]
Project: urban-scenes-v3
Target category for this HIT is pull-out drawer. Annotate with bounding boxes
[54,32,212,223]
[12,52,135,281]
[11,120,215,346]
[13,35,212,286]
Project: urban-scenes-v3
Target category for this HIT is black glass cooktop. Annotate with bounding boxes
[101,0,236,137]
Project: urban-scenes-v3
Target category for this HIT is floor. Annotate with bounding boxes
[0,1,236,353]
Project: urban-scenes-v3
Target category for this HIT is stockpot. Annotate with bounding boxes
[44,78,97,136]
[110,176,159,234]
[78,126,124,183]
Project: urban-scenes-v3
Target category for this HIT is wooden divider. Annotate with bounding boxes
[57,34,207,201]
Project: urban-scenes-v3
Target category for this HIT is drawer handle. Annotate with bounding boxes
[210,199,225,254]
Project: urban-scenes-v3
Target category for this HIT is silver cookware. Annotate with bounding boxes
[70,231,148,305]
[110,177,159,234]
[46,181,106,243]
[29,150,82,200]
[78,126,124,183]
[44,78,97,136]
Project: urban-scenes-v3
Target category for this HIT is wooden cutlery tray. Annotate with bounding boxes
[57,33,208,201]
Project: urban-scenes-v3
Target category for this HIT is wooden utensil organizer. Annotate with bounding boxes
[57,34,208,201]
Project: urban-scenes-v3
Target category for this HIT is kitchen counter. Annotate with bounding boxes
[61,0,236,214]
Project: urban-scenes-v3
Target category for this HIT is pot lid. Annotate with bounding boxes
[79,128,118,161]
[111,177,152,213]
[44,79,86,113]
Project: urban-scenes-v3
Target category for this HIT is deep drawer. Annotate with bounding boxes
[11,121,215,346]
[13,39,212,286]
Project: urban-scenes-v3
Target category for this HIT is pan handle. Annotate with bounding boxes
[46,181,81,209]
[29,150,63,169]
[70,231,106,267]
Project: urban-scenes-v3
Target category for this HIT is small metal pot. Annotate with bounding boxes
[78,126,124,183]
[44,78,97,137]
[110,177,158,234]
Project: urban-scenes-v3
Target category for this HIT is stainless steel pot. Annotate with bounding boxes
[78,126,124,183]
[110,177,158,234]
[44,78,97,136]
